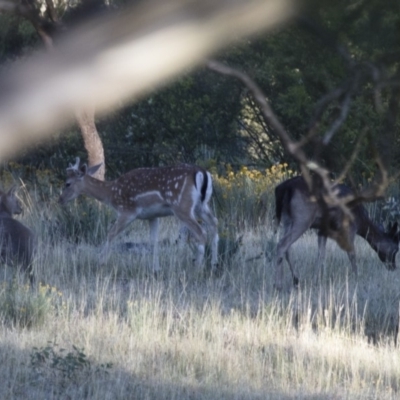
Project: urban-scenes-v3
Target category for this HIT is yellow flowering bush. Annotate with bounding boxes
[0,280,65,328]
[215,163,294,197]
[0,162,63,200]
[213,163,296,228]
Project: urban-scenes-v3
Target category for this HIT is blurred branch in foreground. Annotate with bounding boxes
[0,0,295,160]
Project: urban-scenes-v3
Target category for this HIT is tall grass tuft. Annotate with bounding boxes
[0,166,399,398]
[213,163,294,228]
[0,281,63,328]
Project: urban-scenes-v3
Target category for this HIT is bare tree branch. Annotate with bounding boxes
[322,87,354,145]
[307,85,346,133]
[206,58,393,238]
[334,128,366,185]
[206,59,311,172]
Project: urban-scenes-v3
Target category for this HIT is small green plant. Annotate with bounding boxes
[52,197,114,245]
[0,280,63,328]
[214,163,295,228]
[30,341,112,388]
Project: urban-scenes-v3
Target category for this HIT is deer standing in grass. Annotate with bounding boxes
[59,158,219,271]
[0,186,36,282]
[273,176,400,290]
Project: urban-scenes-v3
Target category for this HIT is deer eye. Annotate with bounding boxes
[65,182,71,188]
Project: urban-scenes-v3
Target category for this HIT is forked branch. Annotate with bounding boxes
[206,59,390,217]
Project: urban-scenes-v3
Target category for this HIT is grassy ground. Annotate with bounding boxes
[0,187,400,399]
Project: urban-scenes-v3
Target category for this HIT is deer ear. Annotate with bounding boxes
[80,164,88,176]
[87,163,103,177]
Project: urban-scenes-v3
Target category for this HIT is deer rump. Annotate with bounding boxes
[0,217,36,272]
[274,176,399,286]
[275,176,363,247]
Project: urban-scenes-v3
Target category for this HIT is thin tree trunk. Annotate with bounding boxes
[11,0,106,180]
[76,107,105,180]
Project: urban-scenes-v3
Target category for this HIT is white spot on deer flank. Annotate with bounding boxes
[133,190,163,201]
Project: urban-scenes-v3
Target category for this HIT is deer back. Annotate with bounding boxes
[112,164,208,207]
[275,176,400,268]
[0,187,36,270]
[0,217,36,268]
[59,158,211,216]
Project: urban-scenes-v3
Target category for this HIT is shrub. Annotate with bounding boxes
[47,198,114,245]
[213,163,295,228]
[0,281,64,328]
[30,341,112,391]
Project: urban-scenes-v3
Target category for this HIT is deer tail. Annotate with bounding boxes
[195,170,212,204]
[275,181,290,226]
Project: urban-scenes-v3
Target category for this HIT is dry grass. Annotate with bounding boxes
[0,192,400,399]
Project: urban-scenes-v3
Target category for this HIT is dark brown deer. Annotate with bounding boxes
[0,186,37,283]
[59,158,219,272]
[273,176,400,290]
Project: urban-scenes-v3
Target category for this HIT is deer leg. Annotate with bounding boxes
[346,250,358,278]
[100,213,137,262]
[174,210,207,268]
[197,205,219,269]
[315,234,327,284]
[285,250,299,287]
[274,218,310,290]
[148,218,160,272]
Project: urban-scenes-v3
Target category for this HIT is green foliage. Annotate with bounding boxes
[0,281,63,328]
[213,163,295,228]
[11,130,87,182]
[96,70,245,175]
[0,162,63,202]
[221,3,400,176]
[50,198,114,245]
[30,341,112,388]
[0,15,38,62]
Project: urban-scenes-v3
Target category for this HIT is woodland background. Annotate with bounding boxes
[0,2,400,399]
[0,0,399,185]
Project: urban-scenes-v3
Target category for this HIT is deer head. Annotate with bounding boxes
[59,157,103,205]
[0,186,23,216]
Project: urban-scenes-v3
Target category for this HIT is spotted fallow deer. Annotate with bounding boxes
[59,158,219,271]
[0,186,37,282]
[273,176,400,290]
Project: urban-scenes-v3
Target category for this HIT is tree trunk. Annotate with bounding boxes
[75,107,105,180]
[9,0,106,180]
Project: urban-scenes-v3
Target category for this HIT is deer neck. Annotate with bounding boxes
[82,176,114,204]
[357,214,384,250]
